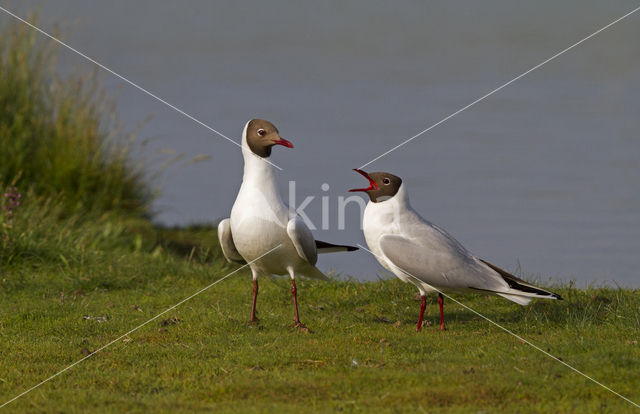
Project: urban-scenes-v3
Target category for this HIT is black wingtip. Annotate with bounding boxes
[480,258,563,300]
[315,240,359,252]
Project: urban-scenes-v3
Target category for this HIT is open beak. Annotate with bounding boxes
[349,169,378,192]
[271,137,294,148]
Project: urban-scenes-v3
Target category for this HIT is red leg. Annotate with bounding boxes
[416,295,426,331]
[438,293,446,331]
[249,279,259,323]
[291,279,306,328]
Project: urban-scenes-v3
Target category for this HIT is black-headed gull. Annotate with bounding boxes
[218,119,357,328]
[350,169,561,331]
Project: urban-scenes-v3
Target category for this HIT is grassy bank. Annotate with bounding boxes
[1,206,639,413]
[0,16,149,216]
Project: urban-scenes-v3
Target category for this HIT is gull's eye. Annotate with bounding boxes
[257,128,266,136]
[383,178,391,185]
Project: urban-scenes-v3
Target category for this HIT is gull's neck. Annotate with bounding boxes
[381,183,411,210]
[366,183,412,220]
[394,183,411,209]
[240,123,279,190]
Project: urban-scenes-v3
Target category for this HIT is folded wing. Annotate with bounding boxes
[217,218,246,264]
[286,217,318,266]
[379,234,506,291]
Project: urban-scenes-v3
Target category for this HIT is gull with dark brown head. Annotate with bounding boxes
[350,169,562,331]
[217,119,357,328]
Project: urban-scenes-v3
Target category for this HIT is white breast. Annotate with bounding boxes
[362,187,410,282]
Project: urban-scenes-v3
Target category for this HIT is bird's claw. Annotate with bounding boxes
[293,322,310,333]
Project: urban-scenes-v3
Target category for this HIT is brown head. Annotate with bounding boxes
[244,119,293,158]
[349,169,402,203]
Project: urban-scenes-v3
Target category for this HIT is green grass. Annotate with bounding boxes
[1,203,639,413]
[0,15,150,216]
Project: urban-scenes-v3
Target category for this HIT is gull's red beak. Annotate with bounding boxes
[272,137,294,148]
[349,169,378,192]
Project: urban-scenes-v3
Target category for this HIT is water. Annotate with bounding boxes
[3,1,639,286]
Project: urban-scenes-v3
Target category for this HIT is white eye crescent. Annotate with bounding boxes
[383,178,391,185]
[257,128,266,136]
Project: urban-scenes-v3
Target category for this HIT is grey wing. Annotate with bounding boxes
[378,234,506,291]
[286,217,318,265]
[217,219,245,264]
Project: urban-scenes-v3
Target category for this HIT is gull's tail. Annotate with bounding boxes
[480,259,563,305]
[298,264,331,281]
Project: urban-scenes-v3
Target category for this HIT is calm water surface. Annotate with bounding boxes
[4,1,640,286]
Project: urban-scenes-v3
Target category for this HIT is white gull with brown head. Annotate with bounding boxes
[217,119,357,328]
[350,169,562,331]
